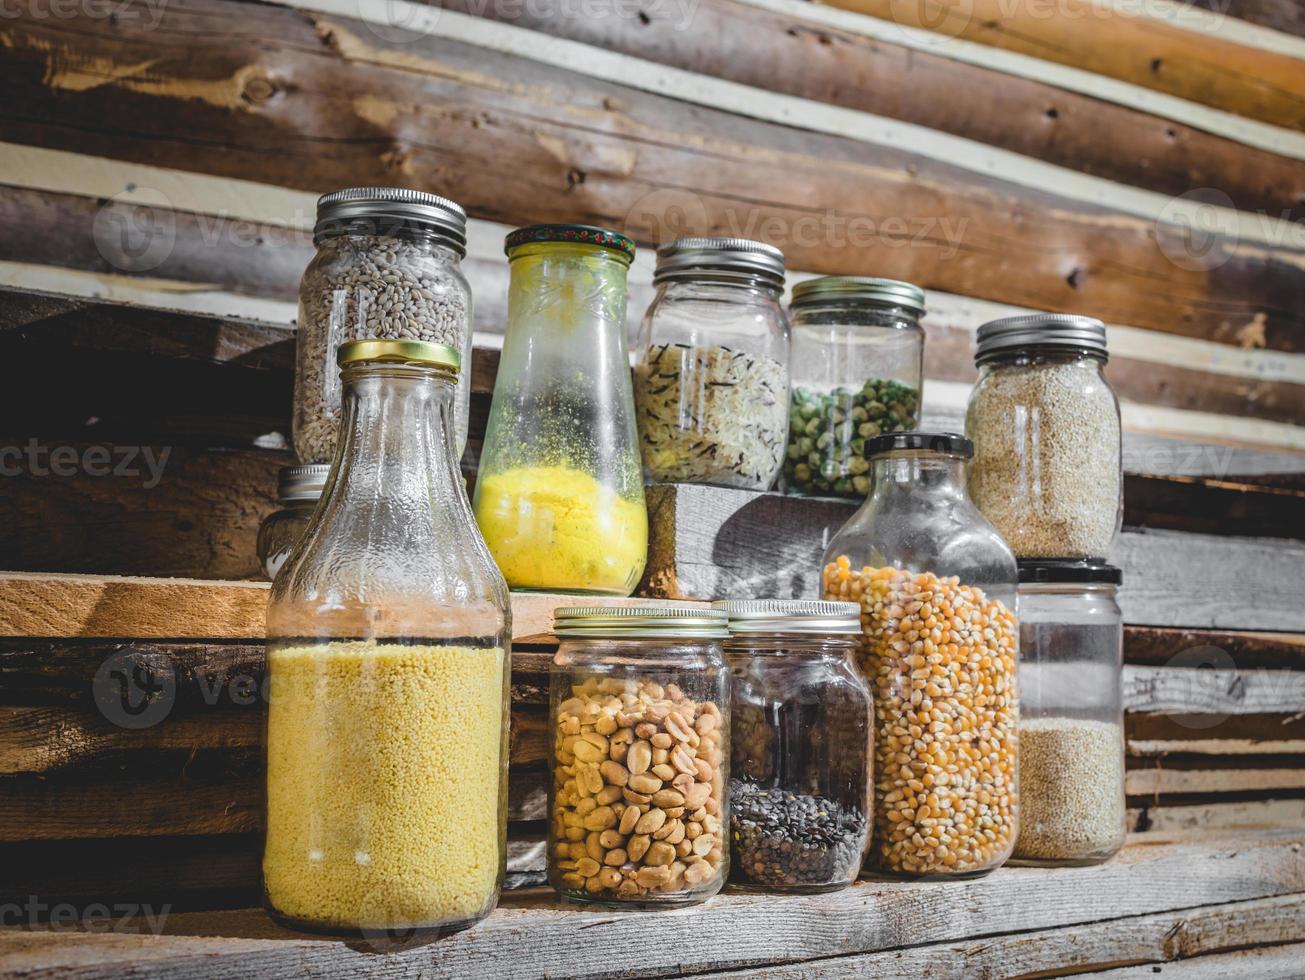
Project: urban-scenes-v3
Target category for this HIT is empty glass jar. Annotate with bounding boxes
[823,432,1019,878]
[1014,561,1125,867]
[257,464,328,580]
[632,237,790,490]
[295,187,473,465]
[265,339,510,936]
[474,225,647,595]
[716,599,871,893]
[548,606,730,908]
[783,277,925,499]
[967,313,1121,559]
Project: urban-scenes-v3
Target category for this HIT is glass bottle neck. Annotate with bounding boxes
[868,453,968,502]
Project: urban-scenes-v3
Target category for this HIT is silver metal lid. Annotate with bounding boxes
[654,237,786,288]
[712,599,862,635]
[553,605,729,639]
[790,276,926,315]
[314,187,467,255]
[975,313,1108,364]
[277,464,330,504]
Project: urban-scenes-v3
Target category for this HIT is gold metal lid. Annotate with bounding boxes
[553,605,729,639]
[337,339,461,372]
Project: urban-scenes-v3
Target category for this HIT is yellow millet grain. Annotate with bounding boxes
[263,641,506,930]
[825,558,1019,876]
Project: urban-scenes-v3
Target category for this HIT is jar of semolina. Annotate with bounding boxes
[822,432,1020,879]
[265,339,510,936]
[548,606,730,908]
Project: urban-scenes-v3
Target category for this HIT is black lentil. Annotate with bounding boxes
[729,780,867,890]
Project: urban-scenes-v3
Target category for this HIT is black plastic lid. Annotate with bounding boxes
[504,224,635,261]
[865,431,973,459]
[1018,560,1122,585]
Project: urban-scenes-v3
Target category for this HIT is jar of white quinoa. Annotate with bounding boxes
[965,314,1122,560]
[822,432,1019,879]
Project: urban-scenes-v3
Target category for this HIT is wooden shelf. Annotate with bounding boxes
[1,830,1303,978]
[0,571,695,643]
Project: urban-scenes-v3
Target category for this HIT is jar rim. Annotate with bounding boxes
[790,276,925,315]
[1018,560,1122,585]
[337,339,462,373]
[654,236,785,289]
[975,313,1108,364]
[505,224,636,263]
[313,187,467,255]
[712,599,861,635]
[553,605,729,639]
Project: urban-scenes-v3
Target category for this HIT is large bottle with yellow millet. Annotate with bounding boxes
[474,224,648,596]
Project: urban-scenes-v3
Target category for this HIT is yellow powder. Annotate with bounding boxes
[263,641,506,931]
[474,465,647,594]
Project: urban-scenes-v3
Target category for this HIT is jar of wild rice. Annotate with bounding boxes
[632,238,790,491]
[966,314,1121,560]
[294,188,473,464]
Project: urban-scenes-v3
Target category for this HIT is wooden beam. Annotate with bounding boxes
[1126,627,1305,669]
[2,0,1301,350]
[819,0,1305,131]
[1191,0,1305,37]
[0,832,1301,978]
[1075,942,1305,978]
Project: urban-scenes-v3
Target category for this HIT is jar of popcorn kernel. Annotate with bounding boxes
[822,432,1019,879]
[548,606,730,908]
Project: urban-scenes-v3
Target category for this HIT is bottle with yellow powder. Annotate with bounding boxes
[265,339,511,937]
[474,224,648,596]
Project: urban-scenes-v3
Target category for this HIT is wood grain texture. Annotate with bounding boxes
[1076,942,1305,978]
[1192,0,1305,37]
[1125,627,1305,669]
[820,0,1305,131]
[691,893,1305,978]
[2,1,1301,351]
[432,0,1305,215]
[638,483,1305,630]
[1124,666,1305,714]
[0,831,1302,979]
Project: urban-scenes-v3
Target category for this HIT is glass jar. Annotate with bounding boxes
[257,464,329,580]
[822,432,1019,878]
[265,339,510,936]
[548,606,730,908]
[632,237,790,491]
[295,187,473,465]
[783,277,925,499]
[1013,561,1125,867]
[714,599,871,893]
[966,313,1122,560]
[474,225,647,595]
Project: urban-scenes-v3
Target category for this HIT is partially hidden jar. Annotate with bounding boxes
[966,313,1121,559]
[1013,561,1125,867]
[783,277,925,499]
[715,599,872,893]
[256,464,328,580]
[632,237,790,491]
[265,339,510,936]
[822,432,1019,878]
[474,225,647,595]
[548,606,730,907]
[295,187,473,465]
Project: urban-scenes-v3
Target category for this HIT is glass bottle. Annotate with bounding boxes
[265,339,510,936]
[822,432,1019,878]
[1013,561,1125,866]
[256,464,329,580]
[295,187,473,465]
[966,313,1121,560]
[632,237,790,491]
[714,599,872,893]
[474,225,647,596]
[783,277,925,499]
[548,606,730,908]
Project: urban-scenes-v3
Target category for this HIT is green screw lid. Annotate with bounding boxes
[505,224,636,261]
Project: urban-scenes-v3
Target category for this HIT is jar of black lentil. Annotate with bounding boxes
[715,599,872,893]
[782,277,925,499]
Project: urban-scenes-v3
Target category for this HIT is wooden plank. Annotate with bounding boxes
[1124,666,1305,715]
[1192,0,1305,37]
[819,0,1305,131]
[1125,628,1305,669]
[1123,473,1305,539]
[2,1,1302,350]
[0,832,1301,979]
[0,572,689,642]
[1076,942,1305,978]
[639,483,1305,630]
[1131,798,1305,832]
[1127,766,1305,797]
[433,0,1305,215]
[691,894,1305,978]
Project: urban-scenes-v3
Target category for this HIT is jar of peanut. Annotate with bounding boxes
[548,606,730,907]
[822,432,1020,878]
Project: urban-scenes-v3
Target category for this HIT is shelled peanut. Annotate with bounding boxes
[825,558,1019,876]
[549,677,727,902]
